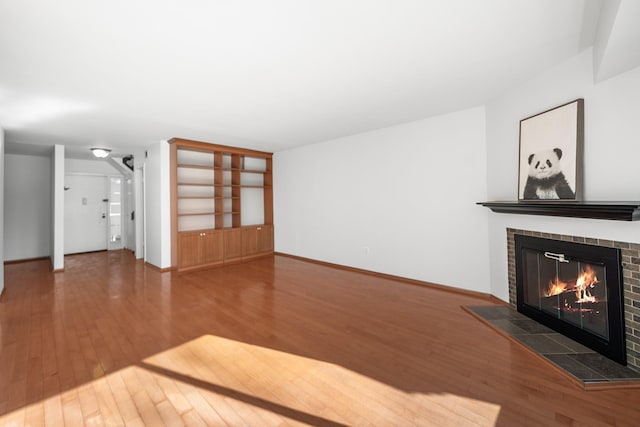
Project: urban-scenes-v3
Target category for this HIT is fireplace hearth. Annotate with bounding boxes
[515,235,626,365]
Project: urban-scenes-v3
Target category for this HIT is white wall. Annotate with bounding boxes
[51,145,65,271]
[144,141,171,269]
[65,157,121,175]
[274,107,490,293]
[485,48,640,301]
[4,154,51,261]
[0,127,4,295]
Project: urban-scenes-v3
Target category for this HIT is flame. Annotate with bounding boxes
[546,278,568,297]
[544,264,599,303]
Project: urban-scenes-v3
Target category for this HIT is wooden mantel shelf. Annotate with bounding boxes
[477,201,640,221]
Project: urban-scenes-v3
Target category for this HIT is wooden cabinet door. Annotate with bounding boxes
[179,230,224,270]
[242,227,259,256]
[224,228,243,261]
[257,224,274,253]
[202,230,224,265]
[242,225,274,257]
[178,232,202,268]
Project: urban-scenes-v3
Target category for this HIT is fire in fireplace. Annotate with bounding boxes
[515,235,626,365]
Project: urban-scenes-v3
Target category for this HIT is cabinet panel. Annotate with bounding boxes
[242,225,274,257]
[258,224,274,253]
[178,232,201,268]
[202,230,224,264]
[242,227,259,256]
[178,230,224,269]
[224,228,243,260]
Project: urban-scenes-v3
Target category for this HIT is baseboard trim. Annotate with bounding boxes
[144,262,175,273]
[49,258,64,273]
[274,252,495,301]
[172,252,274,273]
[4,256,49,265]
[489,294,510,306]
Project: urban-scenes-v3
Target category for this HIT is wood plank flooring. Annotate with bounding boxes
[1,251,639,426]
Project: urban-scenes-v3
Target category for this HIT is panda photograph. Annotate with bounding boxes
[518,99,582,201]
[523,148,575,199]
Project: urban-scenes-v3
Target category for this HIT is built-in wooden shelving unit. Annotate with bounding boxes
[170,138,274,272]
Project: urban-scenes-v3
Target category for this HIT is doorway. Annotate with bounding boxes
[64,174,123,254]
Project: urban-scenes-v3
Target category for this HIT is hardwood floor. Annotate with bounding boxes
[1,251,639,426]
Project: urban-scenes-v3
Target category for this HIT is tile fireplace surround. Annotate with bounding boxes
[506,228,640,371]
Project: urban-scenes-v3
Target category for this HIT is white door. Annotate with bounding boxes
[64,175,108,254]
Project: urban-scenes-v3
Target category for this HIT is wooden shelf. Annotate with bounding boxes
[177,196,213,199]
[177,182,215,187]
[178,211,216,216]
[478,201,640,221]
[176,196,239,200]
[177,164,214,170]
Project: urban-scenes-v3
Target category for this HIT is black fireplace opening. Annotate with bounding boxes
[515,235,626,365]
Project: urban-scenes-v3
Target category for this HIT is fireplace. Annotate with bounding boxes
[515,235,627,365]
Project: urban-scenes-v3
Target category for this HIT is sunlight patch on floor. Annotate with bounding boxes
[1,335,502,426]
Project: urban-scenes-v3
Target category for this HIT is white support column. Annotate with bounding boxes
[51,144,65,271]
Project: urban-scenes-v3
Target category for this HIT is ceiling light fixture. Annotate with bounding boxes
[91,147,111,158]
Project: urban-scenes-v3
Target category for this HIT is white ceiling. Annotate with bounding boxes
[0,0,633,157]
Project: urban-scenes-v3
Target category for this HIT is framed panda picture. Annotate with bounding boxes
[518,98,584,201]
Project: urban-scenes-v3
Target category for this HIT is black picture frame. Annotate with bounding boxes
[518,99,584,201]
